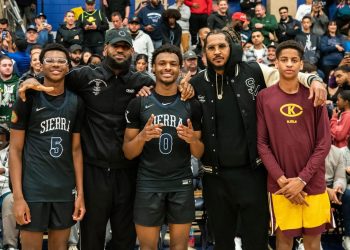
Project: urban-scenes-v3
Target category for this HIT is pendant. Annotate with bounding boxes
[217,94,222,100]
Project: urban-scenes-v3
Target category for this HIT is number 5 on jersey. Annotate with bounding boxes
[50,137,63,158]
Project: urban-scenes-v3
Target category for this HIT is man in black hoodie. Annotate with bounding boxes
[189,29,326,249]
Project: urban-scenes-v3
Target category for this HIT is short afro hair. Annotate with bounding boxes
[152,44,182,67]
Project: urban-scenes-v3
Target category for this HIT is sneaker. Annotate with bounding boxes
[297,242,305,250]
[68,246,79,250]
[343,236,350,250]
[234,237,242,250]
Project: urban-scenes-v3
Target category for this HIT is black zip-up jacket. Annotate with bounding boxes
[65,62,154,169]
[56,24,84,48]
[276,16,301,42]
[77,9,109,47]
[190,43,266,169]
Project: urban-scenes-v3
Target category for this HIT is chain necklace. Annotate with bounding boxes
[215,74,224,100]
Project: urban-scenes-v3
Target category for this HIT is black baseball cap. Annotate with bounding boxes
[86,0,95,4]
[267,42,278,49]
[26,24,37,32]
[129,16,140,24]
[69,44,83,53]
[36,12,47,19]
[183,50,197,60]
[105,29,133,47]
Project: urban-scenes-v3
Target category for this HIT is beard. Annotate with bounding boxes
[105,54,132,72]
[234,24,243,32]
[71,57,81,64]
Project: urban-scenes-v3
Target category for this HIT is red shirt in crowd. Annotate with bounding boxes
[184,0,212,15]
[330,110,350,148]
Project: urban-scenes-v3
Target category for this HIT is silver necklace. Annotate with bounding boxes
[216,74,223,100]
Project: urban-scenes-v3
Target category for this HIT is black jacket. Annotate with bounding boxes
[56,24,84,48]
[190,43,266,169]
[77,9,109,47]
[276,16,301,42]
[207,12,230,30]
[65,62,154,169]
[160,22,182,47]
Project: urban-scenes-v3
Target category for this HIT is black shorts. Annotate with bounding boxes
[18,201,75,232]
[134,189,195,227]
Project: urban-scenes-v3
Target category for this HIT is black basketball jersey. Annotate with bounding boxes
[138,94,193,192]
[22,91,78,202]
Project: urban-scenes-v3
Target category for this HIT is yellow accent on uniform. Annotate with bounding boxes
[270,191,331,234]
[11,110,17,123]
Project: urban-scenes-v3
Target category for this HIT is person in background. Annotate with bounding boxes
[56,10,84,49]
[34,13,54,47]
[325,145,346,206]
[0,123,19,250]
[250,4,278,45]
[243,30,269,65]
[110,12,128,31]
[240,15,252,46]
[331,90,350,148]
[134,53,155,80]
[0,56,19,125]
[222,12,246,45]
[334,0,350,35]
[340,136,350,249]
[80,49,92,66]
[6,39,30,76]
[295,15,321,66]
[181,50,200,77]
[77,0,109,55]
[295,0,313,21]
[160,9,182,47]
[25,25,39,54]
[193,26,210,70]
[137,0,165,49]
[239,0,262,18]
[276,6,301,43]
[185,0,212,46]
[103,0,130,25]
[20,49,43,81]
[207,0,229,30]
[320,21,346,80]
[169,0,191,52]
[128,16,154,70]
[266,42,277,67]
[69,44,83,68]
[310,0,330,36]
[87,54,103,65]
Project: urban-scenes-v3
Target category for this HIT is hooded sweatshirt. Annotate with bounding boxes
[137,3,164,41]
[190,41,266,168]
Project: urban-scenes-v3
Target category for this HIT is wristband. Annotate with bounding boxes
[308,75,323,86]
[297,177,306,186]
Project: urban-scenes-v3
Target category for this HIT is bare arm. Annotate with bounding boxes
[176,119,204,159]
[9,129,31,225]
[71,133,85,221]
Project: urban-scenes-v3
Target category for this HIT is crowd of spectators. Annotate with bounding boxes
[0,0,350,249]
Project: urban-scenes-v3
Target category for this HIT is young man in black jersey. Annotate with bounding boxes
[9,43,85,250]
[123,44,204,250]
